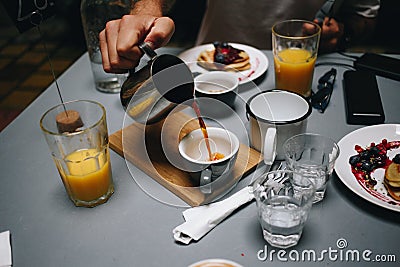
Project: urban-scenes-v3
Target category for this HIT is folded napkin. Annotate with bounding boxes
[173,186,255,244]
[0,231,11,267]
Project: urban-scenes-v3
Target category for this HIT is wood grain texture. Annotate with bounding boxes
[109,112,262,206]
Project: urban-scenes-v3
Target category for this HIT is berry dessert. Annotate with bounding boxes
[197,42,251,71]
[349,139,400,201]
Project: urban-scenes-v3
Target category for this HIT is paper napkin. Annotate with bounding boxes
[0,231,11,267]
[173,186,254,245]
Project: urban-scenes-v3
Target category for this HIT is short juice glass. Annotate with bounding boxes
[253,170,315,248]
[272,19,321,98]
[40,100,114,207]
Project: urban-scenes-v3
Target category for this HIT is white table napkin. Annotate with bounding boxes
[173,186,255,244]
[0,231,11,267]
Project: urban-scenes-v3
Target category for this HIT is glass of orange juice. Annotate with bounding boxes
[40,100,114,207]
[272,20,321,98]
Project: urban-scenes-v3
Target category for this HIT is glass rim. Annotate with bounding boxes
[272,19,321,40]
[283,133,341,161]
[39,99,106,137]
[246,89,312,125]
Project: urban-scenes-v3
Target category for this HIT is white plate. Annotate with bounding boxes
[336,124,400,212]
[178,43,269,85]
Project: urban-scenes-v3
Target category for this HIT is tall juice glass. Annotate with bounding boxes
[272,20,321,98]
[40,100,114,207]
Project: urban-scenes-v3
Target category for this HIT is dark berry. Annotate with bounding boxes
[375,154,386,164]
[349,155,360,166]
[375,161,385,167]
[221,42,229,48]
[215,54,226,63]
[369,146,380,155]
[213,41,221,47]
[360,150,370,160]
[393,154,400,164]
[361,161,374,172]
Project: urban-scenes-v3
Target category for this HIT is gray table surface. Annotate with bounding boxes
[1,48,399,267]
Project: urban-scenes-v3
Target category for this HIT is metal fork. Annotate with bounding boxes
[249,161,287,190]
[250,161,287,197]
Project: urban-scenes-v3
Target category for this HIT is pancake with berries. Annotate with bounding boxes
[197,42,251,71]
[384,154,400,201]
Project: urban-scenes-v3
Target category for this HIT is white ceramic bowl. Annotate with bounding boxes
[194,71,239,108]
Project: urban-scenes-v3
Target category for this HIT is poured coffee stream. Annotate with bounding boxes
[192,100,224,161]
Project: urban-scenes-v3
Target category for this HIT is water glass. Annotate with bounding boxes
[253,170,315,248]
[283,133,340,203]
[80,0,130,93]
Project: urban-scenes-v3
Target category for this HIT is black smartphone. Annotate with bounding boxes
[343,70,385,125]
[354,53,400,81]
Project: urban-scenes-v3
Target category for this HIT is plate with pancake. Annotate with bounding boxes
[336,124,400,212]
[178,43,268,85]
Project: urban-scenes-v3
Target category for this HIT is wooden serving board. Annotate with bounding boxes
[109,112,263,206]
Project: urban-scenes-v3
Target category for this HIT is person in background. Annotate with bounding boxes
[310,0,380,53]
[99,0,380,74]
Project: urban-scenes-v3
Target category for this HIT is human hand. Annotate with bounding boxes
[316,17,344,53]
[99,14,175,73]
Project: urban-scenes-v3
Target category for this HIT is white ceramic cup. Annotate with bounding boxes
[178,127,240,194]
[246,89,312,162]
[194,71,239,108]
